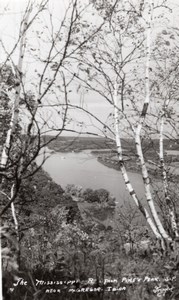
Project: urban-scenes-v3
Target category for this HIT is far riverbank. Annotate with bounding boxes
[91,150,179,182]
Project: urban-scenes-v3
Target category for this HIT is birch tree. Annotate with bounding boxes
[0,0,105,215]
[0,1,106,295]
[66,0,179,249]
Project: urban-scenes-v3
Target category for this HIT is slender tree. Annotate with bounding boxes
[65,0,179,248]
[0,2,106,298]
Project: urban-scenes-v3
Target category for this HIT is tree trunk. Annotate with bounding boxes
[159,102,178,238]
[134,0,171,243]
[114,81,162,240]
[0,7,31,168]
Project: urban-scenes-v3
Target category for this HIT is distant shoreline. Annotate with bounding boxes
[91,151,179,182]
[46,140,179,181]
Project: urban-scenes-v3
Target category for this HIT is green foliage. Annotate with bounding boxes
[82,188,115,206]
[2,163,179,299]
[65,184,83,198]
[1,224,19,273]
[46,136,114,152]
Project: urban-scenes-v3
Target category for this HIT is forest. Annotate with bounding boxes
[1,0,179,299]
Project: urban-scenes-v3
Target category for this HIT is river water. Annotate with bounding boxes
[37,149,145,205]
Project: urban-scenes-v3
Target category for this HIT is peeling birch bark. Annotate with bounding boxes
[135,134,171,240]
[0,8,31,168]
[0,9,31,268]
[134,0,171,242]
[10,184,20,268]
[10,185,18,233]
[114,82,162,240]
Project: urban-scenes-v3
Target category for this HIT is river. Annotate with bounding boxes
[37,149,145,205]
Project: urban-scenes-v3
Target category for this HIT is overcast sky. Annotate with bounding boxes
[0,0,179,137]
[0,0,112,136]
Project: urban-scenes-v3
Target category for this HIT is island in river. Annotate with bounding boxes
[42,135,179,179]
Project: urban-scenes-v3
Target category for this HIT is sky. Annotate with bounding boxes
[0,0,179,138]
[0,0,113,136]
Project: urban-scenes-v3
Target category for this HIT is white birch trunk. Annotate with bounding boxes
[0,8,31,168]
[0,9,31,280]
[114,82,162,239]
[135,133,171,240]
[10,185,18,232]
[134,0,171,242]
[159,106,178,237]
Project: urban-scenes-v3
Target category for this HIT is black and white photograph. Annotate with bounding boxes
[0,0,179,299]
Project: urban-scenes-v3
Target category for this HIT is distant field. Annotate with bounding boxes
[42,135,115,152]
[42,135,179,153]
